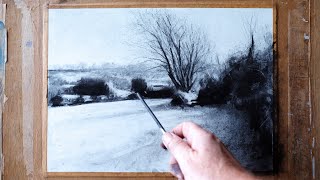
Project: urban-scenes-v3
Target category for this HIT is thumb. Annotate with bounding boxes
[162,132,192,163]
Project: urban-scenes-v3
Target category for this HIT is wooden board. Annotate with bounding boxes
[287,1,311,179]
[311,0,320,179]
[2,0,319,179]
[42,2,276,178]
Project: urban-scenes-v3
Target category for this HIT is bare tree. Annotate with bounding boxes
[134,10,212,92]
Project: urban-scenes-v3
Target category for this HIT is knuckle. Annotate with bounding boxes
[204,131,217,141]
[183,121,196,128]
[182,121,197,132]
[183,121,194,125]
[186,121,199,128]
[168,138,184,153]
[215,137,221,144]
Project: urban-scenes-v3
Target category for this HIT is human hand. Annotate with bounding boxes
[162,122,257,180]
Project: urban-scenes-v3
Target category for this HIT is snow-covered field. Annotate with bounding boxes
[48,99,272,172]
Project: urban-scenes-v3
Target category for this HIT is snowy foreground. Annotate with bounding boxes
[48,99,272,172]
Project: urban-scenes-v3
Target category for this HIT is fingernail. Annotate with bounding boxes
[162,132,173,146]
[171,163,183,179]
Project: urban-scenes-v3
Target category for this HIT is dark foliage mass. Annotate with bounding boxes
[50,95,63,107]
[127,93,138,100]
[73,78,109,96]
[171,93,188,106]
[197,77,230,105]
[198,35,273,149]
[131,78,147,93]
[145,86,175,99]
[128,86,175,100]
[72,96,85,105]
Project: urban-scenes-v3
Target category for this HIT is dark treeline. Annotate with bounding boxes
[197,34,273,151]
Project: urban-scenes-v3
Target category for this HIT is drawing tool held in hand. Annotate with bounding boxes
[136,93,166,134]
[137,93,184,178]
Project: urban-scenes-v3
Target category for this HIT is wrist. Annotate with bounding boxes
[230,168,257,180]
[220,164,257,180]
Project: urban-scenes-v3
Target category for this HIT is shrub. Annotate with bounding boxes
[73,78,109,96]
[127,93,138,100]
[63,87,74,94]
[131,78,147,93]
[145,86,174,99]
[91,95,101,102]
[171,93,187,106]
[72,96,85,105]
[48,84,62,104]
[197,34,273,133]
[197,77,230,105]
[228,41,272,131]
[50,95,63,107]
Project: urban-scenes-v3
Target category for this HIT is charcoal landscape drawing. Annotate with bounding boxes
[47,8,274,172]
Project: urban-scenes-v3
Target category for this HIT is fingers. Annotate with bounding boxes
[160,142,167,150]
[172,122,210,140]
[171,163,184,180]
[171,122,216,150]
[162,132,192,163]
[169,157,184,179]
[170,156,178,165]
